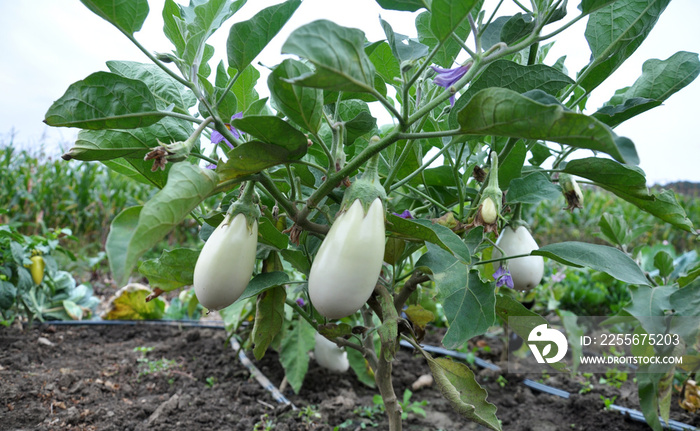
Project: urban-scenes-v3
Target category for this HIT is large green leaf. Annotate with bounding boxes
[107,61,196,113]
[232,65,261,113]
[252,285,286,360]
[227,0,301,71]
[386,213,471,263]
[138,248,199,292]
[268,59,323,134]
[45,72,166,130]
[368,42,401,85]
[179,0,246,65]
[281,20,377,93]
[279,316,316,394]
[101,158,170,189]
[533,242,649,286]
[63,117,193,162]
[455,88,635,163]
[163,0,186,54]
[562,157,646,189]
[421,352,501,430]
[430,0,478,43]
[595,51,700,127]
[506,171,562,204]
[416,243,495,349]
[217,116,308,180]
[625,285,677,334]
[580,0,621,14]
[106,163,218,285]
[579,0,671,92]
[80,0,149,35]
[416,11,471,68]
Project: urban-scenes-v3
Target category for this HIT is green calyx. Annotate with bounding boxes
[340,152,386,215]
[227,181,261,230]
[479,151,502,217]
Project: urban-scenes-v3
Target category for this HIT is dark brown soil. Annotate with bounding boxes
[1,323,697,431]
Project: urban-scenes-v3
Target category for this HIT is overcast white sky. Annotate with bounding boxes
[1,0,699,185]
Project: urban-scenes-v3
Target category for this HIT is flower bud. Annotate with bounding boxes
[559,173,583,211]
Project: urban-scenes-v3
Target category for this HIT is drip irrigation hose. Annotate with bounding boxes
[33,320,697,430]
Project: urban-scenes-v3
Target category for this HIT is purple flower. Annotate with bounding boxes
[392,210,413,219]
[493,266,514,289]
[295,298,306,307]
[551,272,566,283]
[431,65,470,106]
[211,112,243,148]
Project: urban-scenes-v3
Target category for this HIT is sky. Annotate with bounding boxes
[1,0,699,185]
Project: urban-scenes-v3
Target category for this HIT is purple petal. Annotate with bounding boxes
[295,298,306,307]
[431,65,469,88]
[211,130,232,149]
[229,112,243,139]
[205,163,217,169]
[392,210,413,219]
[493,266,514,289]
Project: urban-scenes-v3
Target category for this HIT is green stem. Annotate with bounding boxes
[216,69,242,109]
[124,33,192,88]
[285,298,316,329]
[396,128,462,140]
[475,252,532,266]
[191,153,218,165]
[404,185,452,213]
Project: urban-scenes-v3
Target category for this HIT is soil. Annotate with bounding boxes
[1,323,698,431]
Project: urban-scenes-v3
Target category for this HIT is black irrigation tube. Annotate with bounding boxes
[32,320,697,430]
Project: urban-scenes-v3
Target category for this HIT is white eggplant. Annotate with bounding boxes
[314,332,350,373]
[193,213,258,310]
[308,198,385,319]
[492,225,544,291]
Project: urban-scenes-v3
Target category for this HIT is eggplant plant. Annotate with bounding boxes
[45,0,700,430]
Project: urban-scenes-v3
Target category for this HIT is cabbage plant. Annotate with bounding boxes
[45,0,700,429]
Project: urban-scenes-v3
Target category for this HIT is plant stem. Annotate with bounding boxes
[285,298,316,329]
[375,349,402,431]
[475,252,532,266]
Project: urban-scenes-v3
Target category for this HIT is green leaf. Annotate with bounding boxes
[227,0,301,71]
[106,163,218,285]
[232,65,260,113]
[498,140,527,190]
[369,42,401,84]
[455,87,634,163]
[232,115,307,151]
[0,280,17,310]
[416,244,495,348]
[163,0,186,54]
[375,0,426,11]
[138,248,199,292]
[236,271,290,303]
[416,11,472,68]
[506,171,562,204]
[613,51,700,103]
[180,0,246,65]
[597,187,695,233]
[45,72,166,130]
[481,16,509,51]
[279,316,316,394]
[80,0,149,34]
[64,117,194,162]
[387,214,471,263]
[258,217,289,250]
[534,242,649,286]
[107,61,196,112]
[579,0,671,92]
[580,0,620,14]
[102,284,166,320]
[500,13,535,45]
[625,285,676,335]
[252,285,286,360]
[562,157,646,189]
[380,17,429,63]
[430,0,478,43]
[268,59,324,134]
[597,213,629,247]
[595,51,700,127]
[669,282,700,317]
[347,347,376,388]
[592,97,662,128]
[653,250,674,278]
[333,100,377,145]
[282,20,377,93]
[420,352,501,430]
[101,158,170,189]
[636,361,664,431]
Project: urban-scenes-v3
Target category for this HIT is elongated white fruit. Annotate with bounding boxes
[314,332,350,373]
[308,198,385,319]
[492,225,544,291]
[193,213,258,310]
